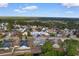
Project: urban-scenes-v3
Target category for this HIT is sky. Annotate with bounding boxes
[0,3,79,18]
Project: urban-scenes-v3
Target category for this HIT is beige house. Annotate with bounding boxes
[11,36,20,47]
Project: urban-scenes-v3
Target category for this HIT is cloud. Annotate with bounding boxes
[14,5,38,13]
[22,6,38,11]
[65,11,73,14]
[0,3,8,7]
[14,9,26,13]
[61,3,79,8]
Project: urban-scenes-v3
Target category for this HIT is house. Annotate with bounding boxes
[31,31,47,46]
[33,39,45,46]
[11,35,20,47]
[18,35,30,49]
[2,36,11,49]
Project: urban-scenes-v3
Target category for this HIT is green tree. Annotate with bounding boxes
[64,39,78,56]
[41,40,64,56]
[0,41,2,48]
[50,32,56,37]
[7,20,14,31]
[66,21,77,29]
[41,40,53,54]
[67,45,77,56]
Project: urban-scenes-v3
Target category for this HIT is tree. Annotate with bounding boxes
[53,22,67,29]
[41,40,53,54]
[66,21,77,29]
[7,20,14,31]
[27,31,32,37]
[0,41,2,48]
[41,40,64,56]
[67,45,77,56]
[50,32,56,37]
[64,39,78,56]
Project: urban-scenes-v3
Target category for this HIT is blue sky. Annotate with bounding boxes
[0,3,79,18]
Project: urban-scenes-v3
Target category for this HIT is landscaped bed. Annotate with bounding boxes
[0,48,12,54]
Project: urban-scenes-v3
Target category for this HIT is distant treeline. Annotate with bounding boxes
[0,17,79,29]
[0,17,79,22]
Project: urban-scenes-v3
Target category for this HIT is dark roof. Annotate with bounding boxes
[3,40,11,47]
[20,40,28,47]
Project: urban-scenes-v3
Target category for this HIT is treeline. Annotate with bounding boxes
[0,17,79,29]
[0,17,79,21]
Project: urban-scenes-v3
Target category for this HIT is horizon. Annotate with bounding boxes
[0,16,79,19]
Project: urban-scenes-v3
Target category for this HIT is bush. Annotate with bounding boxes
[0,34,4,39]
[18,53,32,56]
[76,33,79,38]
[50,32,56,37]
[27,31,32,37]
[0,41,2,48]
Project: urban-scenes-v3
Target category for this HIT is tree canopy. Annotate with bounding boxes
[41,40,64,56]
[64,39,79,56]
